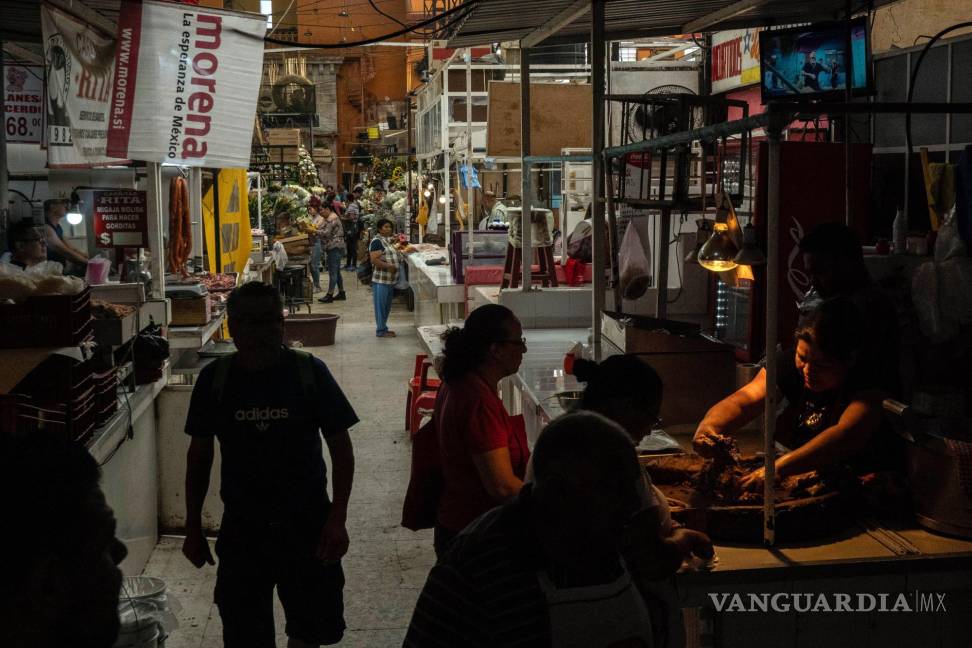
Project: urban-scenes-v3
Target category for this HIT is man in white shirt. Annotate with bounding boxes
[478,190,508,229]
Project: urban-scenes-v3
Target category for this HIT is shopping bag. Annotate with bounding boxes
[619,221,652,300]
[356,259,373,285]
[566,220,594,262]
[402,411,443,531]
[394,261,410,290]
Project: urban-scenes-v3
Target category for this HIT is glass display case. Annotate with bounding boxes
[450,230,510,283]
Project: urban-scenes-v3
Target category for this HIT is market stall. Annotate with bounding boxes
[435,1,972,644]
[0,0,272,575]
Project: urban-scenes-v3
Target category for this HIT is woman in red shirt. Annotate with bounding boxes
[433,304,530,557]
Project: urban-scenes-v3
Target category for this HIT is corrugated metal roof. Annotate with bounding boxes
[447,0,900,47]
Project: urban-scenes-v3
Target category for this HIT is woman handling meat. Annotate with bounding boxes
[694,298,897,490]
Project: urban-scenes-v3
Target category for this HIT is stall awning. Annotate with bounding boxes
[446,0,900,47]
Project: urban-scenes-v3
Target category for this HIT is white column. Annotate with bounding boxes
[145,162,166,299]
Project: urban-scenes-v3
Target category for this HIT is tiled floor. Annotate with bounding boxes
[146,273,434,647]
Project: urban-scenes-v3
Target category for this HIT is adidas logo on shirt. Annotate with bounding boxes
[234,407,290,423]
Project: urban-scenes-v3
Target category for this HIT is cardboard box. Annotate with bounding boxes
[91,311,137,347]
[169,294,212,327]
[601,311,735,425]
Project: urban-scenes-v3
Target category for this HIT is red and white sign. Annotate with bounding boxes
[107,0,266,167]
[40,2,128,167]
[93,189,148,248]
[3,65,45,144]
[711,28,765,94]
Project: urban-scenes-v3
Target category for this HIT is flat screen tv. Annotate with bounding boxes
[759,18,871,103]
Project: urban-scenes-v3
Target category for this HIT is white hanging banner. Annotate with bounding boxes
[107,0,266,167]
[40,2,128,167]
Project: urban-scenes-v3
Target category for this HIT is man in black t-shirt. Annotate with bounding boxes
[801,52,826,91]
[182,282,358,648]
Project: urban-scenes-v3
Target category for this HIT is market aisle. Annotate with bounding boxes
[145,274,435,647]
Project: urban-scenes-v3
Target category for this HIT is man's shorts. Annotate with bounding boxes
[214,510,346,647]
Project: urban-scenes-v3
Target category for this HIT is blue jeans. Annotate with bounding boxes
[326,247,345,294]
[372,282,394,335]
[310,240,322,289]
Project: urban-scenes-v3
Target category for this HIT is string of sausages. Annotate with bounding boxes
[168,176,192,277]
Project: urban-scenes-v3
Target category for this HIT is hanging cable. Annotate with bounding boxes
[267,0,297,36]
[366,0,407,28]
[259,0,481,49]
[905,21,972,164]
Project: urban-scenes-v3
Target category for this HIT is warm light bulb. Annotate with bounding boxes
[427,182,434,190]
[66,211,83,226]
[697,222,739,272]
[438,195,446,204]
[423,190,431,198]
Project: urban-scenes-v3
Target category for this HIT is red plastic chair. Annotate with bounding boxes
[410,390,437,440]
[405,355,440,432]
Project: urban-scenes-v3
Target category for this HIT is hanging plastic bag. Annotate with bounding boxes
[619,221,652,300]
[270,240,289,270]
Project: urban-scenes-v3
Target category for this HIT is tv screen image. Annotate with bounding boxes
[759,19,869,102]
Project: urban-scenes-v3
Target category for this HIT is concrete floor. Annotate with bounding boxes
[146,272,435,647]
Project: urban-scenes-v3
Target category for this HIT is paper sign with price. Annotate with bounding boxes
[3,64,45,144]
[93,190,148,248]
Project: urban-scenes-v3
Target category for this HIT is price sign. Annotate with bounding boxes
[93,190,148,248]
[3,64,45,144]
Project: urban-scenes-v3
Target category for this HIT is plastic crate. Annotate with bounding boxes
[0,287,92,349]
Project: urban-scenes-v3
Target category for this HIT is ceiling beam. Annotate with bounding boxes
[520,0,590,49]
[681,0,774,34]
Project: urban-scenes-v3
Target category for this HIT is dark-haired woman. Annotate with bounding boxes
[694,298,891,489]
[573,356,714,565]
[433,304,530,557]
[574,355,714,648]
[369,219,402,338]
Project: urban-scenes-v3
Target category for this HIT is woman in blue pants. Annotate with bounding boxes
[368,219,402,337]
[318,204,347,303]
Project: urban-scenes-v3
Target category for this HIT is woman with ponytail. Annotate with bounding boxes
[573,355,713,648]
[432,304,530,557]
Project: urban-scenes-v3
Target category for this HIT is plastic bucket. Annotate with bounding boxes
[284,313,340,347]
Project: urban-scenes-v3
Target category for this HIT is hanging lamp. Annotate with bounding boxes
[697,190,741,272]
[733,222,766,266]
[685,218,712,264]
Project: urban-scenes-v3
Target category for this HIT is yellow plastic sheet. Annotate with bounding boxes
[203,168,251,274]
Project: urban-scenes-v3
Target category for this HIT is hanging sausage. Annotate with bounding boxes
[168,176,192,277]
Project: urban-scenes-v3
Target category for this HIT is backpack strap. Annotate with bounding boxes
[290,348,318,402]
[211,349,318,415]
[210,353,236,406]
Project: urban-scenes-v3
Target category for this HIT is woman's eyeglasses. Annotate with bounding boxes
[493,337,527,347]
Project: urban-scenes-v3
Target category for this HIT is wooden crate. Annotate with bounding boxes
[169,295,212,327]
[278,233,310,256]
[267,128,302,146]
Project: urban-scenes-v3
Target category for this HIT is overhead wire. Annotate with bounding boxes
[257,0,480,48]
[267,0,297,36]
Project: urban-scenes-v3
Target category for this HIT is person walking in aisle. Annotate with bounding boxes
[181,282,358,648]
[318,204,347,304]
[369,218,403,338]
[342,186,364,270]
[307,199,325,293]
